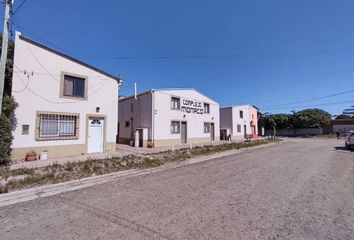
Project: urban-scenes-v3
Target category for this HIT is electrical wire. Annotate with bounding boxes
[261,89,354,109]
[12,20,70,55]
[12,71,30,92]
[14,70,109,104]
[11,0,28,16]
[260,99,354,111]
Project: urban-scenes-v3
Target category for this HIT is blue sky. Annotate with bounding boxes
[2,0,354,115]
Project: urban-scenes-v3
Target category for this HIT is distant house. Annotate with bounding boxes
[220,105,259,140]
[323,119,354,135]
[11,32,121,160]
[118,89,220,147]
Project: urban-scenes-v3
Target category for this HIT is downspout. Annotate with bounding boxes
[151,90,155,146]
[117,79,122,144]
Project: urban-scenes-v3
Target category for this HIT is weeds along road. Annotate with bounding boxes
[0,138,353,240]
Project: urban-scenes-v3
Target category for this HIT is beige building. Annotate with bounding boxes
[11,32,121,160]
[220,105,259,140]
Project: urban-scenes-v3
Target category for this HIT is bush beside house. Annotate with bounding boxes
[0,36,16,166]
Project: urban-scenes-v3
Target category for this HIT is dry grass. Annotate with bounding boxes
[0,139,279,193]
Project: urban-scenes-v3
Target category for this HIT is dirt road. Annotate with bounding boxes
[1,138,353,239]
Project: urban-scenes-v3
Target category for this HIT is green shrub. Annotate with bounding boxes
[0,115,12,165]
[0,96,17,166]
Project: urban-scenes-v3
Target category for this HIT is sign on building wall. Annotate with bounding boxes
[181,99,204,114]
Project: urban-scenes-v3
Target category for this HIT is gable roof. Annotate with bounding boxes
[18,34,122,82]
[154,88,219,104]
[119,88,219,104]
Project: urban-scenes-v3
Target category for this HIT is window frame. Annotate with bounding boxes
[60,71,88,100]
[35,111,80,141]
[171,121,181,134]
[170,97,181,110]
[203,103,210,114]
[237,124,242,133]
[204,122,211,133]
[240,110,244,119]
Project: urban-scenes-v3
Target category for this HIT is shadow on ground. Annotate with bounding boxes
[334,146,354,152]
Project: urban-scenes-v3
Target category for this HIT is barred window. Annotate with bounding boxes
[37,113,79,140]
[171,121,180,134]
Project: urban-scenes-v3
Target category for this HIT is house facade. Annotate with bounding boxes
[323,119,354,135]
[11,32,121,160]
[118,89,220,147]
[220,105,259,140]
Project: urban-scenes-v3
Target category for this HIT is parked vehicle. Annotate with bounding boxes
[345,130,354,149]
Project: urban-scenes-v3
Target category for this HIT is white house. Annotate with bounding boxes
[118,89,220,147]
[11,32,121,160]
[220,105,259,140]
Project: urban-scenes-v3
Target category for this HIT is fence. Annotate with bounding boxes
[264,128,323,137]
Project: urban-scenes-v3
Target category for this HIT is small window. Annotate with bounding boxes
[237,124,242,133]
[171,121,180,134]
[204,122,210,133]
[171,97,180,110]
[204,103,210,114]
[63,74,86,98]
[125,121,130,128]
[22,125,29,135]
[130,103,134,113]
[240,110,244,119]
[37,113,79,140]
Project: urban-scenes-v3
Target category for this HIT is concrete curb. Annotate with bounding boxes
[0,141,280,207]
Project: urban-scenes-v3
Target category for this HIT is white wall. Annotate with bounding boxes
[153,89,220,141]
[231,106,251,138]
[220,105,256,139]
[12,33,118,149]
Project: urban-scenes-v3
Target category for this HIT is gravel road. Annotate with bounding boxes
[0,138,353,240]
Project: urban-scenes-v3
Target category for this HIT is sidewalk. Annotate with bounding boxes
[10,140,249,170]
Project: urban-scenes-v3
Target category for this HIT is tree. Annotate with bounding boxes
[0,35,14,96]
[259,114,287,130]
[260,108,332,130]
[0,34,16,165]
[292,108,331,128]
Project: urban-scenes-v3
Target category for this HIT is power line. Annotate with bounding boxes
[14,70,108,104]
[255,73,354,105]
[11,0,28,16]
[12,20,70,55]
[10,20,354,61]
[261,89,354,109]
[12,70,31,92]
[14,64,108,92]
[260,99,354,111]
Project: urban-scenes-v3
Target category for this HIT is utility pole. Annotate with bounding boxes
[0,0,13,114]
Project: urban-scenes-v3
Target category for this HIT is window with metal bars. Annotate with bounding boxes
[37,113,79,140]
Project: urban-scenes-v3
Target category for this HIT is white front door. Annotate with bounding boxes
[87,118,104,153]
